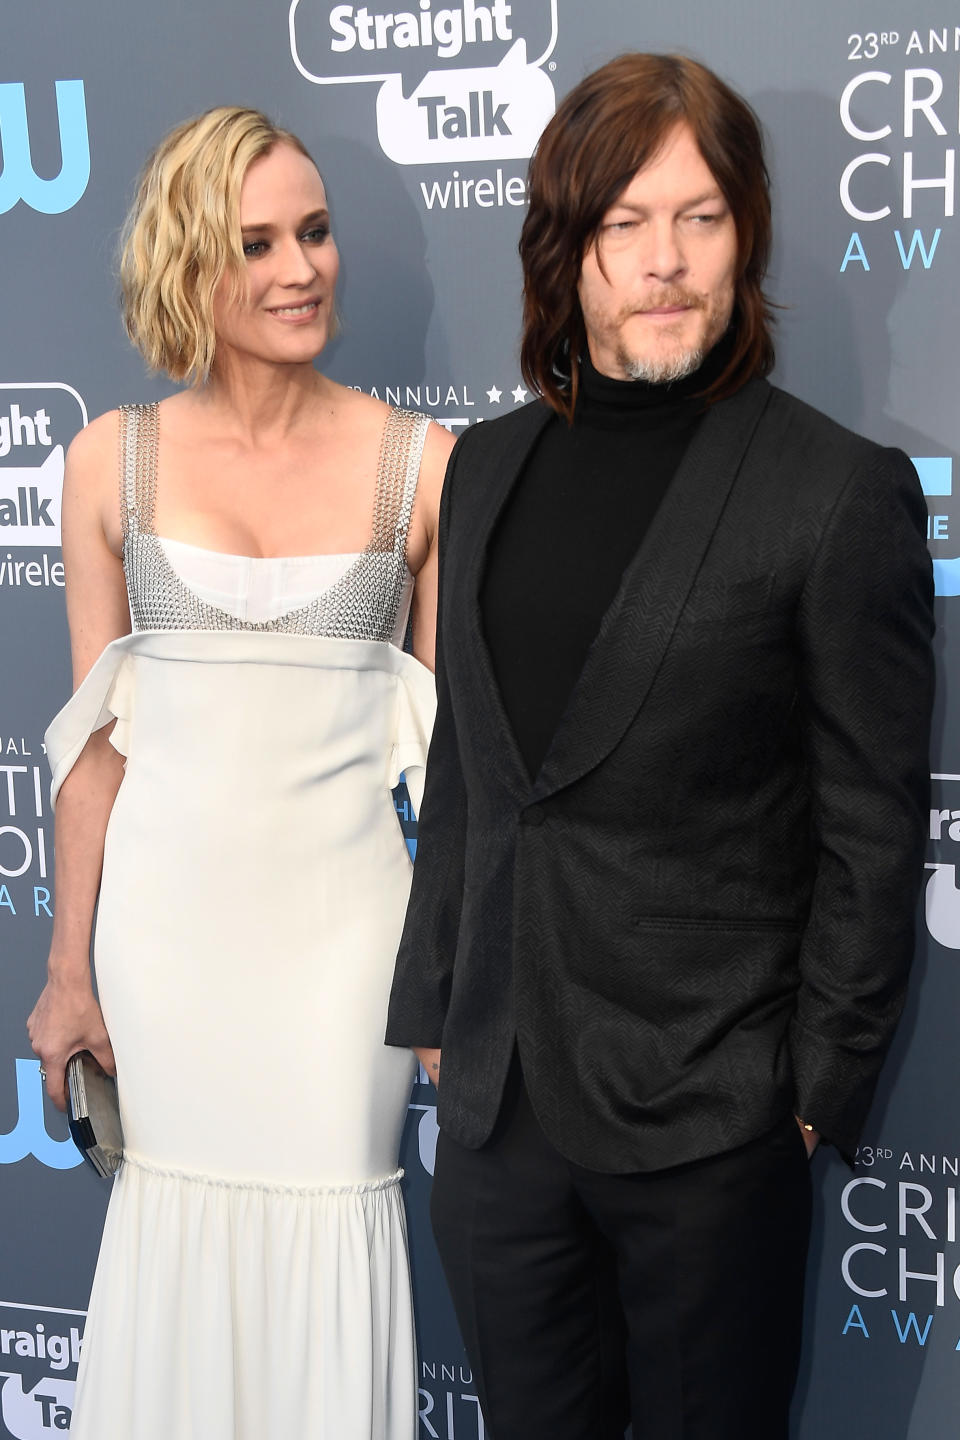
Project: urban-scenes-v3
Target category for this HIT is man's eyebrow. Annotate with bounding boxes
[679,191,726,209]
[609,190,725,214]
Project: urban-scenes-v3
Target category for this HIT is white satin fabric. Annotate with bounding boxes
[46,630,436,1440]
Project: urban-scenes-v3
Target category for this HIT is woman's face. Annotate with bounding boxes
[212,141,339,370]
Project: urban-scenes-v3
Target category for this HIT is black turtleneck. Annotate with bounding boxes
[481,346,722,779]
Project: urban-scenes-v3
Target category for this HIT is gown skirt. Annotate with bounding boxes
[45,628,437,1440]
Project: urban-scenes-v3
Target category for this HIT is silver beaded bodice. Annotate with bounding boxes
[118,402,429,639]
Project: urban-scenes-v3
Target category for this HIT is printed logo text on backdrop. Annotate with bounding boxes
[290,0,558,190]
[0,386,88,554]
[0,83,90,216]
[840,1142,960,1357]
[0,1301,83,1439]
[925,771,960,950]
[0,388,87,942]
[913,456,960,597]
[837,29,955,274]
[0,1061,81,1171]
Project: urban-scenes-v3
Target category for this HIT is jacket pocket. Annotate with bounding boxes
[630,914,803,933]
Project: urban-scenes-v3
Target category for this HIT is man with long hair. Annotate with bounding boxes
[388,54,934,1438]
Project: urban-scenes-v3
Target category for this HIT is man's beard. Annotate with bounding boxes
[621,344,705,385]
[610,284,728,385]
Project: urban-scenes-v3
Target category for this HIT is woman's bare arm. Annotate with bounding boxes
[27,413,132,1109]
[408,421,455,673]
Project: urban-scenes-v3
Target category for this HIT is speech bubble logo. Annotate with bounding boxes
[0,1301,83,1436]
[925,863,960,949]
[291,0,556,92]
[0,1374,76,1439]
[0,384,87,549]
[925,774,960,950]
[0,450,64,547]
[376,39,554,164]
[407,1101,438,1174]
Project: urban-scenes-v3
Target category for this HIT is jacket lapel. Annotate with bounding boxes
[457,401,554,801]
[531,377,773,802]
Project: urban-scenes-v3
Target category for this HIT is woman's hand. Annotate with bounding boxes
[27,971,116,1111]
[415,1047,441,1090]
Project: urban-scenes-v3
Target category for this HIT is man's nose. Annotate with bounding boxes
[642,220,687,283]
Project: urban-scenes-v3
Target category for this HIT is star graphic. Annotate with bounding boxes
[512,385,528,404]
[486,385,502,404]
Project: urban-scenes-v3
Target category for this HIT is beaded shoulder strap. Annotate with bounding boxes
[118,402,426,553]
[118,402,158,541]
[371,407,429,567]
[116,402,430,639]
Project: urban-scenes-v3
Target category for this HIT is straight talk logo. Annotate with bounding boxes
[0,555,65,589]
[0,1300,84,1439]
[418,166,527,211]
[329,0,514,58]
[0,385,88,549]
[290,0,557,168]
[926,772,960,949]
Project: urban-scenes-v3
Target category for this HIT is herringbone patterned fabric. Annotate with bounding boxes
[386,378,935,1171]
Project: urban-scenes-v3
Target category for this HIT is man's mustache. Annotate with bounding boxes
[627,288,707,314]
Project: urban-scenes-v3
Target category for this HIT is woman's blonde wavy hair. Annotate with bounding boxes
[120,107,316,385]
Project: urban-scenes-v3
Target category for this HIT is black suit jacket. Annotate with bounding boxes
[386,377,935,1171]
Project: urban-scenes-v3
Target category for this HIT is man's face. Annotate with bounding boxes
[577,122,738,383]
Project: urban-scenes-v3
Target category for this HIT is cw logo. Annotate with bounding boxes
[0,81,90,216]
[0,1059,81,1169]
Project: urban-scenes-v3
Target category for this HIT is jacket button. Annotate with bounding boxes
[523,805,545,826]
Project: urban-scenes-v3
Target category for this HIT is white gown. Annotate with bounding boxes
[44,405,436,1440]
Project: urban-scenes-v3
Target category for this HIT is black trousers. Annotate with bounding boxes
[430,1066,812,1440]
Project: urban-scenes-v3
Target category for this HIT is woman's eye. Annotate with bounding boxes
[242,240,268,258]
[301,226,330,244]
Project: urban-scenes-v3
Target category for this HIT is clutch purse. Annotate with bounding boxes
[65,1050,123,1178]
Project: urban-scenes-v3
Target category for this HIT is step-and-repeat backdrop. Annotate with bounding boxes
[2,2,957,1436]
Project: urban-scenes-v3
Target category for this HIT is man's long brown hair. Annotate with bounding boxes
[520,54,775,420]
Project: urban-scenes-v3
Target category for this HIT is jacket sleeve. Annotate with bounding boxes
[790,446,934,1159]
[385,433,470,1048]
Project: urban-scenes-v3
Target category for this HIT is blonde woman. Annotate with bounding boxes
[27,108,452,1439]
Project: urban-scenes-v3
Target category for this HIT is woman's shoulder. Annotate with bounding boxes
[326,383,451,458]
[327,381,390,427]
[65,407,121,472]
[66,408,119,457]
[60,410,130,557]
